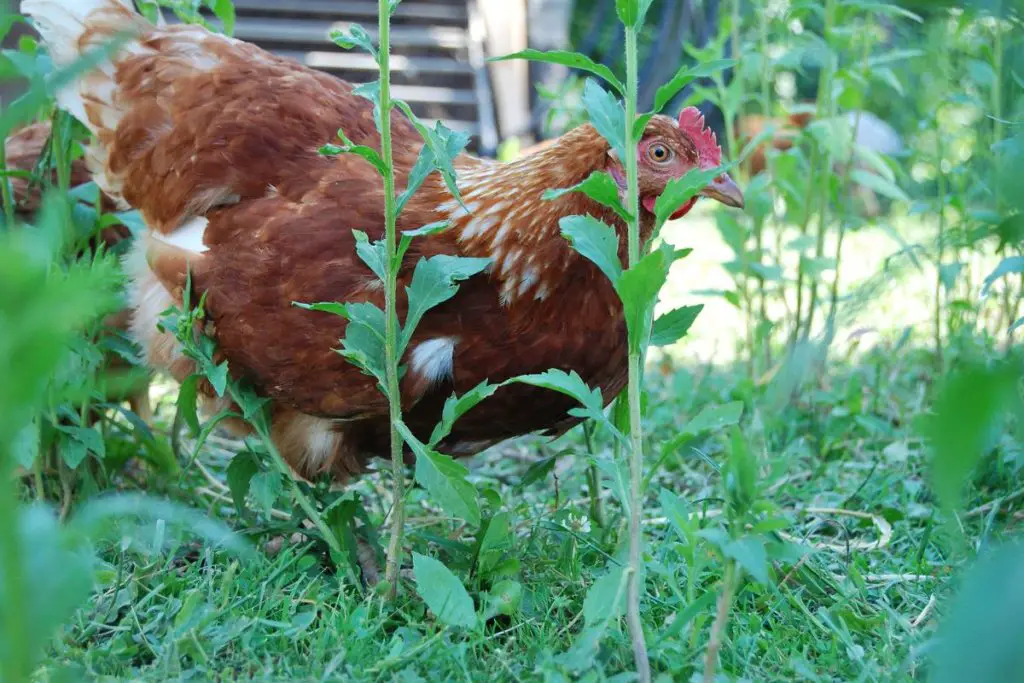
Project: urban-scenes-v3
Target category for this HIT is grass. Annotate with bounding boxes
[28,292,1019,681]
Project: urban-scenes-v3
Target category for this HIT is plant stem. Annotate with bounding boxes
[703,561,737,683]
[756,0,773,372]
[802,0,836,341]
[623,24,651,683]
[582,422,604,528]
[935,127,947,369]
[378,0,405,600]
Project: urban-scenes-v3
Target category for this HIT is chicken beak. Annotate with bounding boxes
[700,173,745,209]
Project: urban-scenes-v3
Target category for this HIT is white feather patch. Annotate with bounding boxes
[151,217,209,254]
[409,337,457,386]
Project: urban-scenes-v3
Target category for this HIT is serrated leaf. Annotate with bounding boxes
[490,49,624,95]
[615,244,673,353]
[650,304,702,347]
[582,79,626,162]
[650,59,737,116]
[338,302,387,386]
[654,166,729,228]
[850,169,908,202]
[394,102,470,210]
[400,255,490,353]
[508,369,604,418]
[429,381,499,446]
[226,452,259,516]
[401,423,480,525]
[352,230,387,281]
[412,553,477,628]
[583,563,627,626]
[544,171,630,222]
[559,214,623,284]
[320,136,387,176]
[396,144,437,216]
[329,23,377,61]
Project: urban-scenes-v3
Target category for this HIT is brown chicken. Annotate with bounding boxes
[6,120,151,422]
[25,0,743,482]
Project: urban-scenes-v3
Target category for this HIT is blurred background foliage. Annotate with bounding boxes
[2,0,1024,680]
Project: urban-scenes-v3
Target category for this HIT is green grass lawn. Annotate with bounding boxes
[34,249,1021,679]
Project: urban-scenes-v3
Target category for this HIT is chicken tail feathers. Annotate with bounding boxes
[21,0,132,62]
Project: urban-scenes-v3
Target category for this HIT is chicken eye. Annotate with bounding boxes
[647,143,672,164]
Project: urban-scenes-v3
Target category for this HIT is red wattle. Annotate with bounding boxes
[642,195,699,221]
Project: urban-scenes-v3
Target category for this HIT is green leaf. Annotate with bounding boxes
[320,129,387,176]
[204,0,236,35]
[932,543,1024,683]
[12,418,38,469]
[919,359,1017,509]
[56,425,104,465]
[583,563,627,626]
[615,244,673,353]
[489,49,624,95]
[544,171,630,222]
[293,301,349,318]
[507,369,608,427]
[559,215,623,285]
[394,102,471,210]
[484,579,522,618]
[397,221,451,265]
[982,256,1024,297]
[352,80,382,131]
[850,169,908,202]
[226,451,260,516]
[724,426,757,516]
[353,230,387,281]
[400,255,490,353]
[396,143,437,216]
[582,79,626,162]
[650,304,703,346]
[401,423,480,526]
[329,23,378,62]
[647,59,737,121]
[249,471,282,519]
[615,0,639,26]
[177,375,201,435]
[653,166,728,228]
[723,536,770,584]
[412,553,477,628]
[429,381,500,446]
[338,302,387,386]
[938,262,964,293]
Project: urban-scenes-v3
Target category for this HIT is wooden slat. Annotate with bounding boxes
[276,50,473,76]
[232,0,467,23]
[233,19,468,50]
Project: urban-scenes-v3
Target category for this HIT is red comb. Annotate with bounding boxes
[677,106,722,169]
